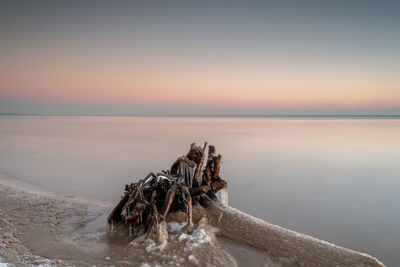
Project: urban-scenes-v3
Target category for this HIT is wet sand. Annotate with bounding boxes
[0,178,269,266]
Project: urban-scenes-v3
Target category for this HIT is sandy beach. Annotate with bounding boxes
[0,177,274,267]
[1,174,386,267]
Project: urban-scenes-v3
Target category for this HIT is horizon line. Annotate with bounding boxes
[1,113,400,119]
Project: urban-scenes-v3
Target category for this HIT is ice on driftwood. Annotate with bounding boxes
[217,186,229,205]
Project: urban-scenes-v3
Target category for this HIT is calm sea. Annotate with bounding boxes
[0,116,399,266]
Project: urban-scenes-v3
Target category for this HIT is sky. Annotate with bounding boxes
[0,0,399,115]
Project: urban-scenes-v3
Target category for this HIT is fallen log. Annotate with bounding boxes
[107,142,384,266]
[202,197,384,267]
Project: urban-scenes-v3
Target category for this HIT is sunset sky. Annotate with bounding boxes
[1,1,399,115]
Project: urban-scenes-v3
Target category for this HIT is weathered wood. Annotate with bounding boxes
[180,185,193,233]
[109,142,214,239]
[107,142,384,267]
[204,198,384,267]
[107,193,129,223]
[193,142,207,182]
[160,175,183,219]
[189,185,209,198]
[122,180,144,211]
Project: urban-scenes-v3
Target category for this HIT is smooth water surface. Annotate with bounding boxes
[0,116,399,266]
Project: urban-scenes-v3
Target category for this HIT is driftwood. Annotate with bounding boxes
[106,142,383,266]
[108,142,221,239]
[193,142,207,181]
[203,198,384,267]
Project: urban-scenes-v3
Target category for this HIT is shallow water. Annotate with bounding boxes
[0,116,399,266]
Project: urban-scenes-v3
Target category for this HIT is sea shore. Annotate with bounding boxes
[0,176,384,266]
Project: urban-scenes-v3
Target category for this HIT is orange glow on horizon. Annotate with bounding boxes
[1,51,399,110]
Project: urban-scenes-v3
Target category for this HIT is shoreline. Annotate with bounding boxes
[0,177,384,266]
[0,178,269,266]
